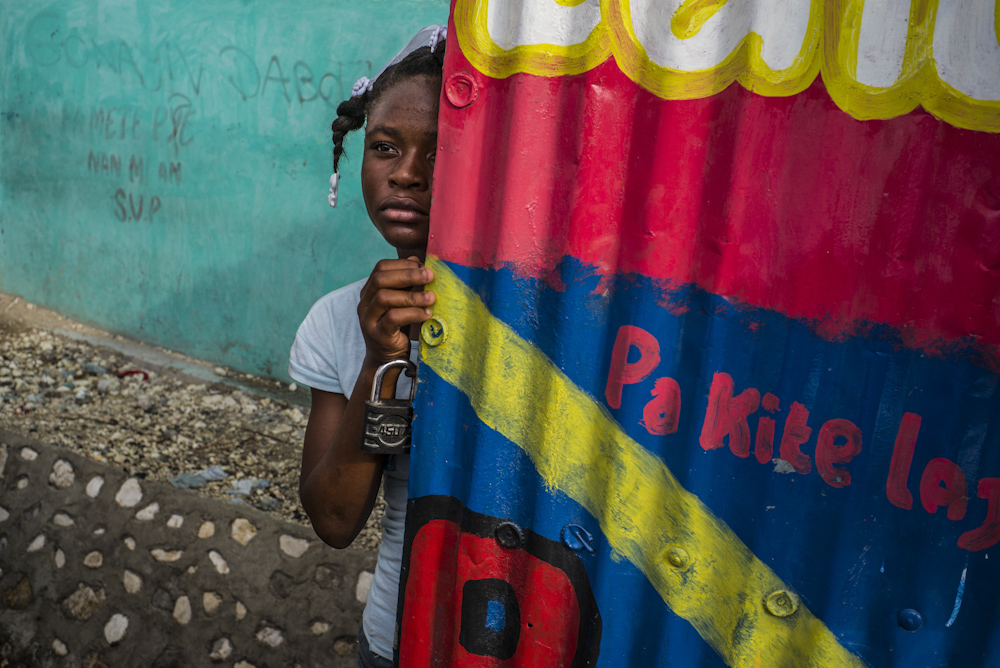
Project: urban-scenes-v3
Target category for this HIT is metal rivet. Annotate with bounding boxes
[561,524,595,553]
[421,318,445,347]
[764,590,800,617]
[898,608,923,631]
[494,522,523,549]
[445,72,478,108]
[665,547,690,570]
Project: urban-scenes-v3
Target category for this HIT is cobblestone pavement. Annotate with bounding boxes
[0,293,385,551]
[0,429,375,667]
[0,295,382,666]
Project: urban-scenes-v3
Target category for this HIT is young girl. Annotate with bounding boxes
[288,26,446,668]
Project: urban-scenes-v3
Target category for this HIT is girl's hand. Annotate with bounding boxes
[358,256,435,366]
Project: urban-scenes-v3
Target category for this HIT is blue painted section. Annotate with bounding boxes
[0,0,447,378]
[410,258,1000,667]
[485,599,505,632]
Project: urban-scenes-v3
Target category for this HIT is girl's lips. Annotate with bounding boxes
[381,207,428,223]
[380,197,429,223]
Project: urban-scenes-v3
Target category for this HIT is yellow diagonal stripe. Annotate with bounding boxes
[420,255,865,668]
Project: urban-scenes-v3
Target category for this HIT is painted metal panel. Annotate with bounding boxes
[402,1,1000,667]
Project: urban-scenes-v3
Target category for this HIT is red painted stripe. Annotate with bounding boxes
[430,48,1000,363]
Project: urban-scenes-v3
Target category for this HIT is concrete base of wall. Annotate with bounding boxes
[0,428,374,667]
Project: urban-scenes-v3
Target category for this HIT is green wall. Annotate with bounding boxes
[0,0,447,378]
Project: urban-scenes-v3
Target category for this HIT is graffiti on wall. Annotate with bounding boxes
[20,10,371,224]
[23,12,364,107]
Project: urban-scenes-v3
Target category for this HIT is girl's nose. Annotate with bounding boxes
[389,151,429,189]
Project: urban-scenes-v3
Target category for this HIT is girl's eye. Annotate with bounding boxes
[371,141,396,154]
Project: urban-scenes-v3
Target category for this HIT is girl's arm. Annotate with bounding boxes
[299,258,434,548]
[299,378,382,548]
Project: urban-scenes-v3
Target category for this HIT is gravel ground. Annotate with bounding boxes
[0,300,384,551]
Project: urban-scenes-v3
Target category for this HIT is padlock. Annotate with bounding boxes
[362,359,417,455]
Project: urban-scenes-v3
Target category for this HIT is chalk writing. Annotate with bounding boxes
[87,151,121,177]
[114,189,161,223]
[86,96,194,154]
[158,161,182,185]
[85,150,176,222]
[25,11,369,107]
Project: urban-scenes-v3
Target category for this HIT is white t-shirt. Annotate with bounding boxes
[288,278,416,661]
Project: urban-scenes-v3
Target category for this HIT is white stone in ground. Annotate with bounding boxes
[202,394,224,409]
[279,535,310,558]
[93,527,105,535]
[115,478,143,507]
[235,600,247,620]
[0,507,8,522]
[151,548,183,562]
[255,625,285,648]
[203,591,222,614]
[16,477,28,489]
[230,518,257,546]
[333,638,356,657]
[123,536,136,550]
[84,551,103,568]
[209,550,230,574]
[187,565,198,574]
[167,514,184,528]
[198,521,215,538]
[62,584,105,621]
[135,502,159,521]
[26,534,46,552]
[54,548,65,568]
[49,459,75,488]
[86,475,105,498]
[173,595,192,624]
[19,447,38,461]
[356,570,374,604]
[234,661,256,668]
[310,621,330,636]
[209,637,233,661]
[123,570,142,594]
[51,639,68,657]
[104,613,128,644]
[52,513,74,527]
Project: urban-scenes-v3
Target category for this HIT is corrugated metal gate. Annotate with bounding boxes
[401,2,1000,666]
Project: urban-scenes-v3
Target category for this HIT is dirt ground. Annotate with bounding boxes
[0,293,384,551]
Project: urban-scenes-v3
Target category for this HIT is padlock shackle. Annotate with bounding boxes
[370,359,418,403]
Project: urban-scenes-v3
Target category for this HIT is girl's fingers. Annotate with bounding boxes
[375,306,434,335]
[358,258,436,362]
[366,257,433,285]
[365,267,433,292]
[368,288,435,311]
[363,307,432,363]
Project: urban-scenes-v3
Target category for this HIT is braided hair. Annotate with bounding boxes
[330,41,446,174]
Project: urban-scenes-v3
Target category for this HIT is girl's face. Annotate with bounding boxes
[361,75,440,260]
